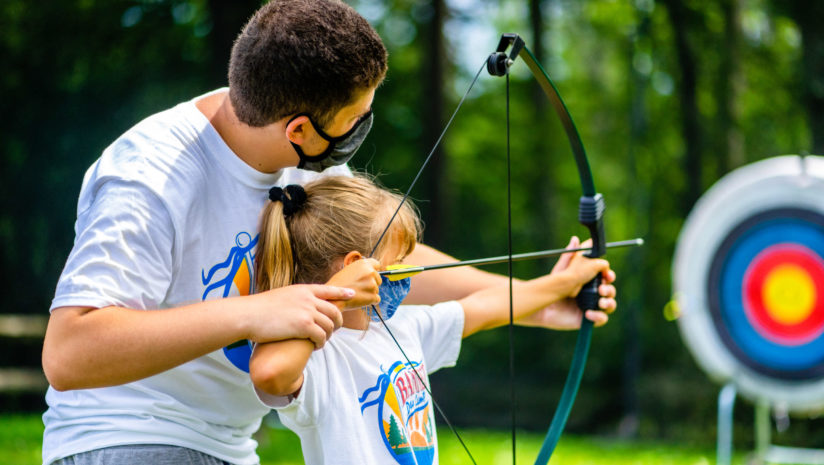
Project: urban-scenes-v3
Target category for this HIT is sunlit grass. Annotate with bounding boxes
[2,414,745,464]
[257,423,743,465]
[0,414,43,465]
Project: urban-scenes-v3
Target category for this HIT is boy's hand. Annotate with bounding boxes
[326,258,382,309]
[244,284,353,348]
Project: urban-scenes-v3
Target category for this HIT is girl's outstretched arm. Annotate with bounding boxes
[458,248,612,338]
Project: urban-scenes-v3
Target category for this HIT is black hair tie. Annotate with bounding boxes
[268,184,307,216]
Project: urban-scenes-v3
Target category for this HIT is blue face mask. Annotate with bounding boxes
[370,276,411,322]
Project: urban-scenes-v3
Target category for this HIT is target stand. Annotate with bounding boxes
[673,155,824,465]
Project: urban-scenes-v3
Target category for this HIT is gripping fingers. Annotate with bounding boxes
[598,282,617,313]
[575,274,602,311]
[305,323,329,349]
[599,297,617,314]
[574,257,612,311]
[599,282,616,298]
[315,298,343,330]
[585,310,609,327]
[305,300,342,349]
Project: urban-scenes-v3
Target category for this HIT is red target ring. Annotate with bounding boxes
[743,244,824,346]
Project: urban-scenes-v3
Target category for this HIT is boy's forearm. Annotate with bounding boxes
[43,298,253,391]
[43,284,347,391]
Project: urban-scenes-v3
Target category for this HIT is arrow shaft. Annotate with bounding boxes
[380,238,643,277]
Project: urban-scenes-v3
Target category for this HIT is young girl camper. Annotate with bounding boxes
[249,175,615,465]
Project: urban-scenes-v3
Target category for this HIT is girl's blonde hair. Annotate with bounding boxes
[255,175,422,292]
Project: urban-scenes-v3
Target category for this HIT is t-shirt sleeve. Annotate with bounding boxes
[50,180,175,312]
[406,301,465,374]
[264,352,328,429]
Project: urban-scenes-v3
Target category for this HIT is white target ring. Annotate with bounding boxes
[673,155,824,412]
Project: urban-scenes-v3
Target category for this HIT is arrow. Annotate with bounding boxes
[380,238,644,281]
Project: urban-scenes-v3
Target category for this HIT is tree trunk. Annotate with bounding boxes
[421,0,448,248]
[529,0,557,252]
[617,6,653,440]
[780,1,824,154]
[661,0,702,214]
[206,1,260,86]
[717,0,744,173]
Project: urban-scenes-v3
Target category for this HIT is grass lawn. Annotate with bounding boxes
[4,413,744,464]
[257,422,743,464]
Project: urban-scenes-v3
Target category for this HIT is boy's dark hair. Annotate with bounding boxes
[228,0,388,128]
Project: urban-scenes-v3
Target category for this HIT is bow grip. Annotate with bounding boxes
[575,275,602,311]
[575,193,605,311]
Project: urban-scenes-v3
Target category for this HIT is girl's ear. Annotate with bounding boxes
[342,251,364,266]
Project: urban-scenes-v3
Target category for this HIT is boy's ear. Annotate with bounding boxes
[342,251,364,266]
[285,115,312,144]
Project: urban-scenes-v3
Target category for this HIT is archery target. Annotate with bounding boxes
[673,155,824,412]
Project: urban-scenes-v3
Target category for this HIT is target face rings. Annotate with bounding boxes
[673,155,824,412]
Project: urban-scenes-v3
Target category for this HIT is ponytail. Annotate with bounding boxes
[256,175,422,290]
[255,199,296,293]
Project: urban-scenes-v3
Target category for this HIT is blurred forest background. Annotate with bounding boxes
[2,0,824,450]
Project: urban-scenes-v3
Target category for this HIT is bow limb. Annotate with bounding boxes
[488,34,606,464]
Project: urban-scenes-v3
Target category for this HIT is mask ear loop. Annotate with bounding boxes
[314,110,373,142]
[290,111,375,165]
[287,113,335,163]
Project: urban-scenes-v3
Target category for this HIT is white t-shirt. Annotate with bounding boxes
[257,301,464,465]
[43,89,352,465]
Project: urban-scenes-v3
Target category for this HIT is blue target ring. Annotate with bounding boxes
[709,208,824,379]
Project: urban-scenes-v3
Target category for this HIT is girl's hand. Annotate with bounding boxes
[325,257,382,309]
[517,236,617,329]
[555,238,612,299]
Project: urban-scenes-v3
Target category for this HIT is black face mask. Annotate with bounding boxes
[289,111,373,172]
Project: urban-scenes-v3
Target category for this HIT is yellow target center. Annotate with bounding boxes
[762,264,816,325]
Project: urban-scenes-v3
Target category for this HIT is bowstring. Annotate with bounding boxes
[369,61,487,257]
[367,60,489,465]
[505,72,517,465]
[372,305,477,464]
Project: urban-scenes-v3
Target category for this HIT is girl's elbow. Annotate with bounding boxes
[42,351,77,392]
[250,362,300,397]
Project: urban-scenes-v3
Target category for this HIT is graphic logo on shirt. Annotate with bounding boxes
[359,360,436,465]
[200,231,258,372]
[202,231,258,299]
